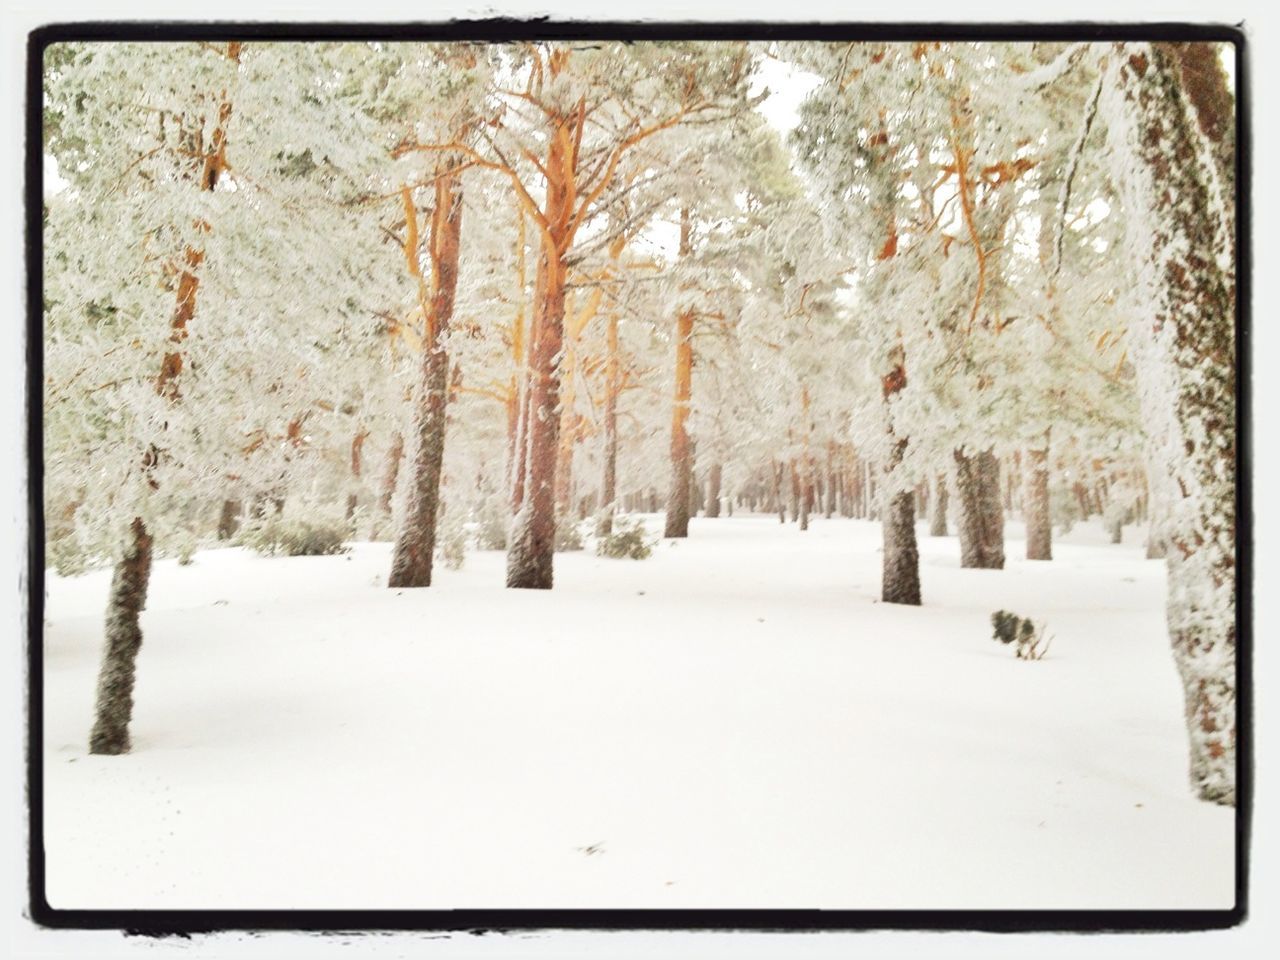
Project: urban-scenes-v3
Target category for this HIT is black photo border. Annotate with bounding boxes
[24,17,1252,937]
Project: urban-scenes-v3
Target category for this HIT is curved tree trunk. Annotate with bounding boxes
[954,447,1005,569]
[1025,433,1052,561]
[1101,43,1237,803]
[89,519,154,754]
[389,170,464,588]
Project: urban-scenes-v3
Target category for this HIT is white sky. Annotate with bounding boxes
[752,55,823,135]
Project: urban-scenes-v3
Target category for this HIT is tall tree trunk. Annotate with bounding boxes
[882,481,920,606]
[850,457,864,518]
[881,346,921,605]
[597,306,620,537]
[89,518,154,754]
[664,207,695,539]
[953,447,1005,569]
[1002,456,1017,515]
[554,339,578,520]
[389,170,464,588]
[705,462,722,518]
[1103,44,1237,803]
[507,122,574,589]
[1073,481,1091,518]
[509,244,544,516]
[929,473,948,537]
[1024,432,1052,561]
[798,460,810,532]
[89,44,241,755]
[689,441,701,518]
[557,265,609,522]
[788,460,801,524]
[824,444,836,519]
[507,208,528,501]
[510,375,533,513]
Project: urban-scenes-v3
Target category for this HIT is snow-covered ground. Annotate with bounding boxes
[41,515,1235,910]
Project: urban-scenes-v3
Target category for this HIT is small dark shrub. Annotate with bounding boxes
[596,515,655,560]
[555,517,585,552]
[242,516,349,557]
[991,609,1051,660]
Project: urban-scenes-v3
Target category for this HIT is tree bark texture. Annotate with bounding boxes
[928,474,948,537]
[507,121,574,589]
[89,518,154,754]
[597,307,620,537]
[1102,43,1237,803]
[882,483,921,606]
[881,348,921,605]
[1024,437,1052,561]
[798,461,811,532]
[389,170,464,588]
[954,447,1005,569]
[664,208,695,539]
[705,462,722,518]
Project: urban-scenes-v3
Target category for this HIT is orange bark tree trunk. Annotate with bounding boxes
[664,207,695,539]
[507,121,574,589]
[389,168,465,588]
[597,307,621,537]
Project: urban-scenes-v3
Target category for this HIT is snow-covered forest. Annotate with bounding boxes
[40,38,1237,909]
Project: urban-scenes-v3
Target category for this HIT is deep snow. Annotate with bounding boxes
[41,515,1235,909]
